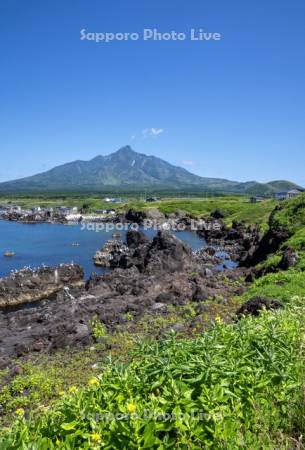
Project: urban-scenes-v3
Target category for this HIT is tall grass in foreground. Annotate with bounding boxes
[1,299,304,449]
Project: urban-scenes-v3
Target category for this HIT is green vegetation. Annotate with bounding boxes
[242,270,305,304]
[270,195,305,233]
[91,317,108,340]
[272,195,305,268]
[0,347,109,427]
[1,297,304,449]
[127,197,276,228]
[241,195,305,302]
[0,298,239,427]
[275,198,305,260]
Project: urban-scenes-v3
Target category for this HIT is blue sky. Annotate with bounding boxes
[1,0,305,185]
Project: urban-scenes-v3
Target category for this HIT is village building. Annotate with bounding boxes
[274,189,303,201]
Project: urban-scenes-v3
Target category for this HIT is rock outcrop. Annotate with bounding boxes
[93,240,129,268]
[0,231,246,363]
[236,296,283,318]
[210,209,225,220]
[278,248,298,270]
[125,209,146,224]
[198,219,262,264]
[0,264,84,309]
[115,230,195,274]
[126,230,150,248]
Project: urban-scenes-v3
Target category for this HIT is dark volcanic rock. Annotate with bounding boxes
[116,230,195,275]
[236,296,283,318]
[278,248,298,270]
[210,209,225,220]
[241,206,291,267]
[242,226,290,267]
[245,247,299,282]
[144,231,194,274]
[85,272,103,290]
[125,209,146,224]
[126,230,149,249]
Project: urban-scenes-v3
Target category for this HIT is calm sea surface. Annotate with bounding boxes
[0,220,206,279]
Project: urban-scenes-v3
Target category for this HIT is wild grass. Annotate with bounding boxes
[0,299,239,427]
[271,195,305,233]
[1,297,304,449]
[128,197,276,228]
[242,269,305,304]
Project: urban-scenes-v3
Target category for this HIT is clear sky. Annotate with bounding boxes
[1,0,305,185]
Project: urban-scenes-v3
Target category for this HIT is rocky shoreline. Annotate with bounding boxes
[0,207,289,369]
[0,227,251,367]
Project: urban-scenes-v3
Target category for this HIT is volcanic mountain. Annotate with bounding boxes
[0,146,302,194]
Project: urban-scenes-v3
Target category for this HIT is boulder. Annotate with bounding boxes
[144,231,194,275]
[125,209,146,224]
[211,209,225,219]
[278,248,298,270]
[236,296,283,318]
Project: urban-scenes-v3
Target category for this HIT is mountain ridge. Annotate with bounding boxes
[0,146,302,195]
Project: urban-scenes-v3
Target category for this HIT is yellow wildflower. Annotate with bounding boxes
[127,403,136,413]
[15,408,25,416]
[215,315,223,324]
[90,432,102,443]
[88,377,99,386]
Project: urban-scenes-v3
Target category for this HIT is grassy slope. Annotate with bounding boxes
[127,197,276,228]
[240,194,305,303]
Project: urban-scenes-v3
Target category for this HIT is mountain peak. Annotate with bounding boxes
[92,146,136,162]
[112,145,136,156]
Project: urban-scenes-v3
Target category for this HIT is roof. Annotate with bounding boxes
[287,189,302,194]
